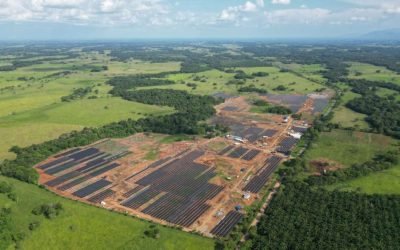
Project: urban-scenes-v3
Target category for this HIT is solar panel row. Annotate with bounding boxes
[277,137,298,155]
[210,211,243,237]
[243,156,282,193]
[72,179,112,198]
[228,147,249,158]
[54,148,81,158]
[87,189,115,203]
[241,149,261,161]
[218,145,235,155]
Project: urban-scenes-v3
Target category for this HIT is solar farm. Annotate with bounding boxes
[35,96,311,238]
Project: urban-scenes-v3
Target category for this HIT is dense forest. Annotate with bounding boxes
[251,182,400,250]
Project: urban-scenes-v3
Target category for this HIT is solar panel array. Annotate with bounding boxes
[222,106,239,112]
[235,127,278,143]
[292,126,308,134]
[243,156,282,193]
[39,147,128,203]
[228,147,249,158]
[72,179,112,198]
[210,210,243,237]
[120,150,224,227]
[218,145,235,155]
[277,137,298,155]
[87,188,115,203]
[241,149,261,161]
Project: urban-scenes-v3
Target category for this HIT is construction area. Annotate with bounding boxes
[34,95,322,238]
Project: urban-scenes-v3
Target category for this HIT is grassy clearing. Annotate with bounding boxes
[327,164,400,195]
[305,129,396,167]
[0,176,214,250]
[347,62,400,85]
[332,90,369,129]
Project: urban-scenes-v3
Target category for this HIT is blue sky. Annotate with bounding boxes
[0,0,399,40]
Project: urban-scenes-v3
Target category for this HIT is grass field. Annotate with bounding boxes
[327,164,400,195]
[347,62,400,85]
[0,176,214,250]
[305,129,396,167]
[138,66,325,96]
[0,55,177,160]
[332,90,369,129]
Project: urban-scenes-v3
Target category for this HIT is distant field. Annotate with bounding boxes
[0,56,177,161]
[305,129,396,168]
[274,63,327,84]
[139,66,325,96]
[0,176,214,250]
[332,90,369,129]
[327,164,400,195]
[348,62,400,85]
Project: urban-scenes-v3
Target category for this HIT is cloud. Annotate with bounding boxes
[264,8,330,24]
[271,0,291,5]
[0,0,171,26]
[219,1,262,22]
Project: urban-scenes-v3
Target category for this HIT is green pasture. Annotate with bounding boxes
[305,129,396,167]
[139,66,325,96]
[332,91,369,129]
[347,62,400,85]
[0,56,177,161]
[327,164,400,195]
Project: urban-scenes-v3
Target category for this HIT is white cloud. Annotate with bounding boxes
[271,0,291,5]
[0,0,171,26]
[264,8,330,24]
[218,1,262,22]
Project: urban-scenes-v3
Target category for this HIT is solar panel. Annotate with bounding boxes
[218,145,235,155]
[38,157,71,170]
[45,171,81,187]
[210,211,243,237]
[54,148,81,158]
[228,147,249,158]
[241,149,261,161]
[87,189,115,203]
[72,179,112,198]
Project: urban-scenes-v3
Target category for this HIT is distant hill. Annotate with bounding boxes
[361,29,400,41]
